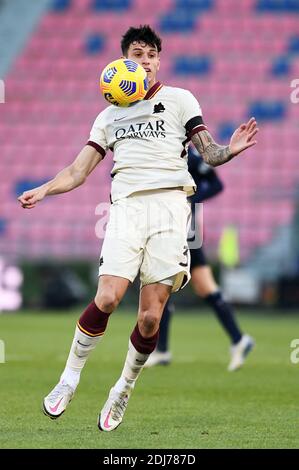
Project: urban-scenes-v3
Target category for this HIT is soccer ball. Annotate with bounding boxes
[99,58,149,107]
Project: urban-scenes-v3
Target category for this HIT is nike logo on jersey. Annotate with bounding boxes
[114,116,128,121]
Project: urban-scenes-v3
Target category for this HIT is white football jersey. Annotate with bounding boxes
[88,83,206,202]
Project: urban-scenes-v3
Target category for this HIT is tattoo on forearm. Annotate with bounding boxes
[191,130,233,167]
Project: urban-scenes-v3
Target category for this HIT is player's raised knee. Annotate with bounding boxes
[95,292,120,313]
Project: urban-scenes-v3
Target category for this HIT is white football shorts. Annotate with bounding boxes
[98,188,191,292]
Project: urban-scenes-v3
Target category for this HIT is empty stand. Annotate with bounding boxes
[1,0,298,261]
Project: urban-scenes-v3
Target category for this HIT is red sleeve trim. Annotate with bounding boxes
[86,141,106,158]
[188,124,208,138]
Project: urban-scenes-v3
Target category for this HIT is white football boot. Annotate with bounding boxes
[228,334,255,372]
[43,381,74,419]
[98,385,133,432]
[143,350,172,368]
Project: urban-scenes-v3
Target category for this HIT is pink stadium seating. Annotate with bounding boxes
[1,0,298,261]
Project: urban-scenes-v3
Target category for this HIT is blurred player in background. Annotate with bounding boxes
[145,146,255,371]
[18,25,258,432]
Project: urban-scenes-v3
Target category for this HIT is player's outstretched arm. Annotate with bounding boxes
[18,145,103,209]
[191,117,258,167]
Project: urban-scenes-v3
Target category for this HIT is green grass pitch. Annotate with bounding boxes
[0,308,298,449]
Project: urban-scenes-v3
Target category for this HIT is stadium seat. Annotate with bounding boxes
[217,123,237,141]
[50,0,71,12]
[85,34,105,54]
[175,0,214,13]
[288,35,299,53]
[248,101,287,121]
[91,0,132,11]
[256,0,299,12]
[0,219,7,236]
[271,57,292,76]
[159,10,196,32]
[173,56,212,75]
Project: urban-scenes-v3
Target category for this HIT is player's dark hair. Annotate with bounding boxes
[121,25,162,56]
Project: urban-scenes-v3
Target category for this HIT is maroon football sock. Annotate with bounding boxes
[77,301,111,337]
[130,323,159,354]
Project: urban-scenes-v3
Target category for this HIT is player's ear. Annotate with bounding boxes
[157,56,160,71]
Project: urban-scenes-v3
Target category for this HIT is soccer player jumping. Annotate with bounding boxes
[18,25,258,432]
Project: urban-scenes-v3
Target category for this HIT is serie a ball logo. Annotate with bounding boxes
[100,59,149,107]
